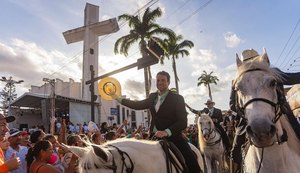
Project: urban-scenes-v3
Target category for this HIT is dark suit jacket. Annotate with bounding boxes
[201,107,223,124]
[223,114,236,127]
[121,91,187,139]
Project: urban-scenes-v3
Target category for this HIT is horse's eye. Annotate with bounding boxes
[269,79,277,88]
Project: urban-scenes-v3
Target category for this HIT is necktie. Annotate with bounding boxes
[155,96,161,112]
[209,109,213,116]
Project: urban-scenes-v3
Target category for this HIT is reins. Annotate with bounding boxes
[106,144,134,173]
[202,128,222,146]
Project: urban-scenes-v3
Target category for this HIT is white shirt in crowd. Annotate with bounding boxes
[5,145,28,173]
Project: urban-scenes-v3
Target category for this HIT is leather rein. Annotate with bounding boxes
[84,144,134,173]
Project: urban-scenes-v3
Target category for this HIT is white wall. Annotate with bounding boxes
[69,102,100,125]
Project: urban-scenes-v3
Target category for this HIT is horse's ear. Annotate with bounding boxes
[236,53,243,67]
[259,48,270,66]
[92,145,108,162]
[63,145,88,158]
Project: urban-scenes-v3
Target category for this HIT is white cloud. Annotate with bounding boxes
[189,48,216,63]
[0,39,82,89]
[224,32,241,48]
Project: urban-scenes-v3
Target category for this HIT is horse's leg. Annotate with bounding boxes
[217,155,224,173]
[205,155,212,173]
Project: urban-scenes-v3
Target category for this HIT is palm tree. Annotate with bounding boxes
[114,7,174,99]
[160,34,194,94]
[197,70,219,100]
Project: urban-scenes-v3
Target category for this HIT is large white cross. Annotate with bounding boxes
[63,3,119,101]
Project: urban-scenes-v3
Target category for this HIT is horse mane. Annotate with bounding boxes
[236,61,283,83]
[104,138,160,149]
[197,114,215,151]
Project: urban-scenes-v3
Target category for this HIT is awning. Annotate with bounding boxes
[10,92,98,109]
[10,92,48,108]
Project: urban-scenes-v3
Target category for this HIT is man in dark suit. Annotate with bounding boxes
[223,110,236,146]
[223,110,236,133]
[116,71,201,173]
[201,99,223,123]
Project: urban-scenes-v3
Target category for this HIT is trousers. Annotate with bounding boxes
[170,136,202,173]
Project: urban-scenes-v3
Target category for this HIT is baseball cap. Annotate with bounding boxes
[0,113,15,123]
[20,131,30,136]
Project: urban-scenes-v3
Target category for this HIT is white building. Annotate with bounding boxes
[10,78,148,132]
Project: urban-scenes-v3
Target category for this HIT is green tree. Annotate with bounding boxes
[160,34,194,94]
[197,70,219,100]
[0,82,18,115]
[114,7,174,99]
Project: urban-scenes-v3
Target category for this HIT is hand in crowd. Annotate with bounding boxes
[122,119,128,126]
[69,152,79,165]
[5,153,21,171]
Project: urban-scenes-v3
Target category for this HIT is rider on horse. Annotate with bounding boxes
[187,99,231,156]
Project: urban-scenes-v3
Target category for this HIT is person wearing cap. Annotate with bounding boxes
[115,71,202,173]
[0,113,21,172]
[5,128,28,173]
[187,99,231,155]
[230,48,300,173]
[20,131,31,148]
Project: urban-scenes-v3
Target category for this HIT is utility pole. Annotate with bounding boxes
[43,78,55,135]
[0,76,24,116]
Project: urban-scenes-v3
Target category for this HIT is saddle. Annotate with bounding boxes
[159,140,188,173]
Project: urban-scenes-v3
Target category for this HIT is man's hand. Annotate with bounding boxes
[155,130,168,138]
[122,119,128,126]
[5,153,20,171]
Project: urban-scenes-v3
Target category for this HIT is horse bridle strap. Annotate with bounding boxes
[241,97,282,123]
[107,145,134,173]
[234,68,283,124]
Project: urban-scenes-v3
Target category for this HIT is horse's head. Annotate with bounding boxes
[234,48,283,147]
[64,144,115,173]
[198,114,215,141]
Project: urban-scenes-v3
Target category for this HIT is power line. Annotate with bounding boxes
[279,35,300,69]
[274,18,300,66]
[173,0,214,28]
[162,0,193,22]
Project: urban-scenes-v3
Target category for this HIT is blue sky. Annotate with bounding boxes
[1,0,300,123]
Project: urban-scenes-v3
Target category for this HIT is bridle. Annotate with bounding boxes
[233,68,284,125]
[201,121,222,146]
[233,68,288,146]
[84,144,134,173]
[233,67,288,173]
[107,145,134,173]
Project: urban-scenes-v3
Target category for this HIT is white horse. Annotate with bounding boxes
[65,138,204,173]
[197,114,226,173]
[234,49,300,173]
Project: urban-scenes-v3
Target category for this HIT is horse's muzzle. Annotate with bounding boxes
[246,119,276,147]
